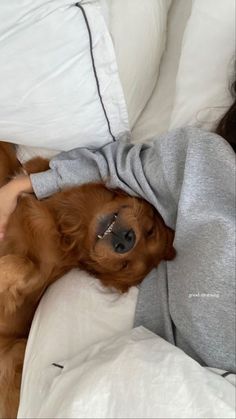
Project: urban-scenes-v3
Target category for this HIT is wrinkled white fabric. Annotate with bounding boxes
[18,327,235,418]
[18,270,139,417]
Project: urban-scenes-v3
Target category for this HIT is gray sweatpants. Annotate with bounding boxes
[31,127,236,372]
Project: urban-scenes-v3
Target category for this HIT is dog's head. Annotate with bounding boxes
[57,183,176,292]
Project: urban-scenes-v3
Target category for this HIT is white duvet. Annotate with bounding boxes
[19,324,235,418]
[18,271,236,419]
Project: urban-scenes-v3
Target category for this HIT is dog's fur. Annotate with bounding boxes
[0,142,175,418]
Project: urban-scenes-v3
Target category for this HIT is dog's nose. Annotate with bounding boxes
[112,229,136,254]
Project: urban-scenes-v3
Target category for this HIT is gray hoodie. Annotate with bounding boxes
[30,127,236,372]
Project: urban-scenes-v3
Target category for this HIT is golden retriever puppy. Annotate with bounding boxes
[0,142,175,418]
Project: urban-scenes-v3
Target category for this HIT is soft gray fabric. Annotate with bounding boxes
[30,127,236,372]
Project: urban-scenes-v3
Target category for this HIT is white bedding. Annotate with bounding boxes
[107,0,172,128]
[12,0,236,417]
[132,0,193,143]
[0,0,129,156]
[0,0,171,163]
[132,0,235,143]
[19,326,235,418]
[170,0,235,131]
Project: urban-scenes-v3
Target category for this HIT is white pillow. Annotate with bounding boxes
[0,0,129,158]
[107,0,172,128]
[170,0,235,131]
[131,0,193,143]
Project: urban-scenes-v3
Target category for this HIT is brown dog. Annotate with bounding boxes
[0,142,175,418]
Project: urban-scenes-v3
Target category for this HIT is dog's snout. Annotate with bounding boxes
[112,228,136,254]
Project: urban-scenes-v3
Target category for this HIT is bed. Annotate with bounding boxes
[0,0,235,417]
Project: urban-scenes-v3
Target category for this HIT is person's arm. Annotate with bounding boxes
[29,128,191,226]
[0,175,33,239]
[30,139,178,227]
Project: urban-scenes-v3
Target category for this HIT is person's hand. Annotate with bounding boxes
[0,175,33,240]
